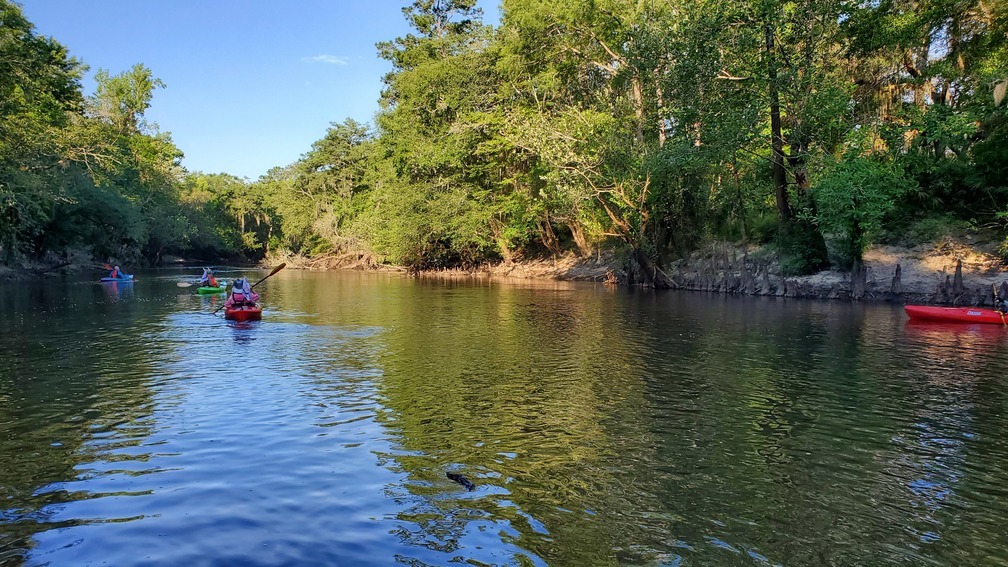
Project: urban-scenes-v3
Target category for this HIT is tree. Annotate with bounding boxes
[844,0,1008,218]
[0,0,84,263]
[177,172,246,258]
[373,0,505,269]
[813,152,915,268]
[90,63,165,135]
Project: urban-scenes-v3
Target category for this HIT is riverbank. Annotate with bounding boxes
[414,234,1008,306]
[4,234,1007,306]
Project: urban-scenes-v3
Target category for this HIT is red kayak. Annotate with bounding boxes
[904,305,1006,325]
[224,305,262,322]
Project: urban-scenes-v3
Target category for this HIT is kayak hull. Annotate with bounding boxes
[224,305,262,322]
[101,275,133,282]
[197,285,227,295]
[904,305,1006,325]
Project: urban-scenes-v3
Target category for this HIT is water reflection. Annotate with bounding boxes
[889,321,1002,550]
[2,274,1008,565]
[228,321,259,340]
[100,279,134,301]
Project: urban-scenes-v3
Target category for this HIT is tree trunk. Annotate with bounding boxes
[729,161,748,242]
[631,72,645,144]
[788,139,811,193]
[953,259,964,300]
[568,222,591,257]
[852,258,866,300]
[633,247,675,289]
[891,264,903,294]
[539,213,561,258]
[656,79,666,147]
[765,23,791,221]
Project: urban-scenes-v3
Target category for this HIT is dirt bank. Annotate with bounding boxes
[418,235,1008,306]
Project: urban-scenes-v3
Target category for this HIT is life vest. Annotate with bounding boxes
[230,291,253,305]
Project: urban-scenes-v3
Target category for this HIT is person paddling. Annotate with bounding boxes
[108,265,125,279]
[994,283,1008,313]
[200,267,218,288]
[224,277,259,309]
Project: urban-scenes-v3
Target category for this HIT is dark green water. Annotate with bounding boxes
[2,269,1008,566]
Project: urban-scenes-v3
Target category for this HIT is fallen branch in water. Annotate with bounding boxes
[446,472,475,491]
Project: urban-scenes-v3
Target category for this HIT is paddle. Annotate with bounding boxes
[212,263,286,315]
[180,279,227,288]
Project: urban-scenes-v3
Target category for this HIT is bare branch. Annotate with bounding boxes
[715,69,753,81]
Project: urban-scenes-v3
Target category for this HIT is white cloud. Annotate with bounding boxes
[306,54,348,65]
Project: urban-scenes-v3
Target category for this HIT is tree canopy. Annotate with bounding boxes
[3,0,1006,280]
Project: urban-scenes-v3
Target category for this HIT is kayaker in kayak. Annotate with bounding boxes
[108,265,125,279]
[992,284,1008,313]
[199,267,218,288]
[224,277,259,309]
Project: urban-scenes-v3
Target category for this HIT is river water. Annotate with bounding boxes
[1,269,1007,566]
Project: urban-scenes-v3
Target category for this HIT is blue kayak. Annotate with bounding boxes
[101,274,134,282]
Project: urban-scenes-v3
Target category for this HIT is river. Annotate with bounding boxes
[1,269,1007,566]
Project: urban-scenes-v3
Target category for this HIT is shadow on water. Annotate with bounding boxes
[2,272,1008,565]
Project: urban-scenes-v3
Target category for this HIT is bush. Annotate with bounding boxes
[749,212,779,245]
[813,155,916,264]
[777,216,831,276]
[879,214,965,247]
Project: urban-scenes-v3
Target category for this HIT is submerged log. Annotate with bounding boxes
[447,472,475,491]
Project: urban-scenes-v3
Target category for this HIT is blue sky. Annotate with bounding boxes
[19,1,500,180]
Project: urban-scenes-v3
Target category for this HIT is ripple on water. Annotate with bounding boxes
[5,280,1008,565]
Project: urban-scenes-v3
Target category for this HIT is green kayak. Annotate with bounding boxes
[197,281,227,295]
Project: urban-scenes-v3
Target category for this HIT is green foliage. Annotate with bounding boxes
[813,154,915,266]
[880,213,965,247]
[0,0,83,263]
[973,118,1008,199]
[90,64,165,134]
[778,212,831,276]
[749,212,780,245]
[3,0,1007,276]
[177,173,246,257]
[300,0,1008,272]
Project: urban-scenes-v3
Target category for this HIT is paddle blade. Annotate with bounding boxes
[177,282,194,288]
[249,263,287,289]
